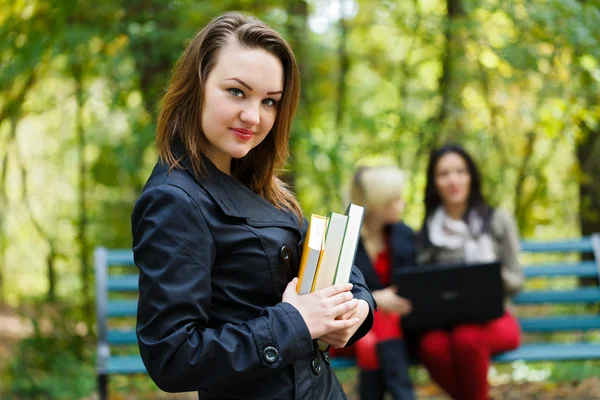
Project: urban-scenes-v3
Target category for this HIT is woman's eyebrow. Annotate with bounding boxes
[225,77,253,91]
[225,77,282,95]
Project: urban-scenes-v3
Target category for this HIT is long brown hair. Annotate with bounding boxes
[156,12,302,222]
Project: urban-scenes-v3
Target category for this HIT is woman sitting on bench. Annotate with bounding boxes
[416,144,524,400]
[350,165,415,400]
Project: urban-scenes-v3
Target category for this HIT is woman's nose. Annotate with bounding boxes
[240,103,260,126]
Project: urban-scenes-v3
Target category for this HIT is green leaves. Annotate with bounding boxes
[496,43,539,71]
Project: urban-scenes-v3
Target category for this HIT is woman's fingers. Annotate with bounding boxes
[397,297,412,313]
[328,317,360,332]
[319,283,353,298]
[327,291,354,307]
[337,306,358,320]
[284,279,362,339]
[281,278,299,303]
[332,298,358,318]
[320,318,361,347]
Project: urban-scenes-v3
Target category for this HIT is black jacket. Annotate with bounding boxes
[354,223,416,291]
[131,157,375,399]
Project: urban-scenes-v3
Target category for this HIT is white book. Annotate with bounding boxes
[312,212,348,291]
[334,203,366,285]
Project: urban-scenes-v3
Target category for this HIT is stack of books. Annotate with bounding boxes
[296,203,366,295]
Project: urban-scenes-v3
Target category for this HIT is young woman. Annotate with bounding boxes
[416,144,523,400]
[131,12,375,399]
[350,166,415,400]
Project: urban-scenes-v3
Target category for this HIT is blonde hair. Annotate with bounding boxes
[349,166,406,213]
[156,12,302,222]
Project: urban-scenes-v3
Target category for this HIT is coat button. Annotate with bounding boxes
[323,352,331,365]
[262,346,279,364]
[280,246,291,263]
[297,240,304,257]
[311,358,321,375]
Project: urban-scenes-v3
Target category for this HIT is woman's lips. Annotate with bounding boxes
[231,128,254,141]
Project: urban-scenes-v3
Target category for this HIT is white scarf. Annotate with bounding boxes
[428,207,496,263]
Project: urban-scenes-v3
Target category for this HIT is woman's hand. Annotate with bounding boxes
[282,278,360,339]
[372,286,412,316]
[317,299,369,348]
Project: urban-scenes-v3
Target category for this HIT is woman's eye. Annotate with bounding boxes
[262,98,277,107]
[228,88,244,97]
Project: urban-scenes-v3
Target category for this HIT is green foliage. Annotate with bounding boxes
[2,303,95,399]
[5,345,95,399]
[549,360,600,383]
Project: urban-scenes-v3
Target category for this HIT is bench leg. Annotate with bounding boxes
[98,374,108,400]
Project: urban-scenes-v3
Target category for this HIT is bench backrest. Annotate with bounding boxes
[513,234,600,333]
[94,235,600,372]
[94,249,138,374]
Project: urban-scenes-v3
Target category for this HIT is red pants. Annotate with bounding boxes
[419,312,520,400]
[355,310,402,370]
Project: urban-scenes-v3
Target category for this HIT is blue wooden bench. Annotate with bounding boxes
[94,234,600,398]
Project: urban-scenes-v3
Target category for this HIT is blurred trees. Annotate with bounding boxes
[0,0,599,308]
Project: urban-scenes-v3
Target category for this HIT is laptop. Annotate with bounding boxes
[393,260,504,332]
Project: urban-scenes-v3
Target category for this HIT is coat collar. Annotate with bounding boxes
[174,147,302,232]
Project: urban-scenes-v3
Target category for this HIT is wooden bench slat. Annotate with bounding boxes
[108,329,137,344]
[106,355,146,374]
[106,250,135,266]
[105,317,600,344]
[493,343,600,362]
[519,316,600,332]
[105,264,598,287]
[523,261,598,278]
[330,357,358,369]
[108,275,139,291]
[521,238,594,253]
[107,300,137,317]
[513,288,600,304]
[331,343,600,369]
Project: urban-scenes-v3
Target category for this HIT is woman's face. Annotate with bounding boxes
[371,195,405,225]
[201,40,284,173]
[434,152,471,208]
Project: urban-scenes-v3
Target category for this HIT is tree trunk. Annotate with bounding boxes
[72,61,91,317]
[437,0,466,144]
[0,121,15,304]
[328,0,351,209]
[13,114,58,302]
[577,123,600,287]
[284,0,310,193]
[47,250,56,302]
[0,72,37,304]
[577,121,600,236]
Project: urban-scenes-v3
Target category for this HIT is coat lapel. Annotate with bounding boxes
[176,151,302,234]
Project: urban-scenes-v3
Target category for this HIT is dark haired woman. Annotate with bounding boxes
[416,144,523,400]
[131,12,374,399]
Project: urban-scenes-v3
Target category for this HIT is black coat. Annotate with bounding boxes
[354,223,416,291]
[131,157,375,400]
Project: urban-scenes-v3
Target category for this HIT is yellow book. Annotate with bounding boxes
[312,212,348,292]
[297,214,327,295]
